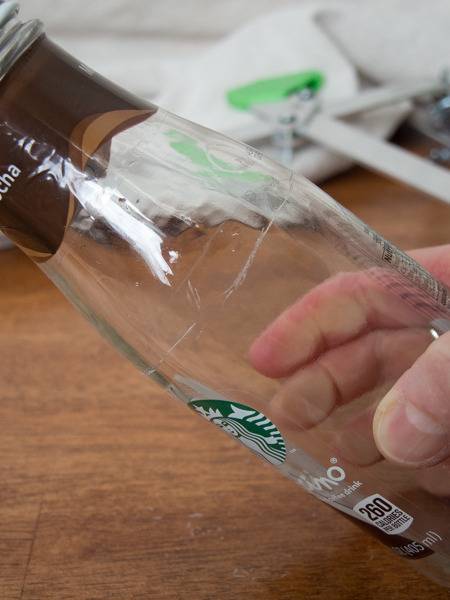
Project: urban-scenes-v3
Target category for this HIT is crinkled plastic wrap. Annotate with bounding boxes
[2,29,450,586]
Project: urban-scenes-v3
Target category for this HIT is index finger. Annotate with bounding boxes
[249,268,432,379]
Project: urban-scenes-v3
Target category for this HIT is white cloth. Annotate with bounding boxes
[20,0,450,183]
[153,1,411,181]
[320,0,450,84]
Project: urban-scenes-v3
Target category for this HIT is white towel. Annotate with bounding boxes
[153,1,411,182]
[21,0,449,182]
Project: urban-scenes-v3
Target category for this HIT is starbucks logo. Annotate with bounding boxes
[189,399,286,465]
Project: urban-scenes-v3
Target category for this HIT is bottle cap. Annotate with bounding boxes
[0,1,43,81]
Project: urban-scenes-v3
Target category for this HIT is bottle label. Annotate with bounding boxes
[327,497,437,560]
[353,493,413,535]
[188,399,286,466]
[294,458,442,561]
[177,377,443,563]
[0,36,156,260]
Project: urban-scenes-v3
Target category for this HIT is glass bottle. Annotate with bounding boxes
[1,3,450,586]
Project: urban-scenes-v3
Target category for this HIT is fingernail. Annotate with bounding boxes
[374,392,448,466]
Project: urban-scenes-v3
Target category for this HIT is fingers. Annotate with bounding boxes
[269,331,381,431]
[250,244,450,473]
[417,461,450,497]
[270,327,430,428]
[333,405,380,466]
[249,270,427,379]
[408,244,450,287]
[374,331,450,468]
[250,243,450,381]
[270,327,430,465]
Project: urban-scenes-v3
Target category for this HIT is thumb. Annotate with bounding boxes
[373,330,450,467]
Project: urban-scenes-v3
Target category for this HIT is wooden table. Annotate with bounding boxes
[1,129,450,600]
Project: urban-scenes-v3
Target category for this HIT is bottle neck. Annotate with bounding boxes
[0,6,156,262]
[0,2,43,81]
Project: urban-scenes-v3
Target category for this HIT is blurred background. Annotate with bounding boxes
[14,0,450,180]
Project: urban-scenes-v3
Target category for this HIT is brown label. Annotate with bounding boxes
[334,506,435,560]
[389,535,435,560]
[0,35,156,260]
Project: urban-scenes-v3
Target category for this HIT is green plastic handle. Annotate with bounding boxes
[227,70,324,111]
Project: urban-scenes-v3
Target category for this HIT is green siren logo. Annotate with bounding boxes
[189,399,286,465]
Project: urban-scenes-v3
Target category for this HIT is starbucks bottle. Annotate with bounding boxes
[1,2,450,586]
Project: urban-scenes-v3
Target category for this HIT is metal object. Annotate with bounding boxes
[0,235,12,249]
[430,328,440,340]
[430,318,450,337]
[0,1,43,82]
[409,71,450,166]
[228,76,450,204]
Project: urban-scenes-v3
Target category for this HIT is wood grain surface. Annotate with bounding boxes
[1,128,450,599]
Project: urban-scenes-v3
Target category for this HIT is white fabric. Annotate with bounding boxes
[156,3,358,135]
[20,0,298,37]
[20,0,449,183]
[320,0,450,84]
[153,2,410,181]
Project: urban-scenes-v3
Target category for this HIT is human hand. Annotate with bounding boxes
[249,244,450,473]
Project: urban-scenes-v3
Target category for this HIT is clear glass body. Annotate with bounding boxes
[32,108,450,585]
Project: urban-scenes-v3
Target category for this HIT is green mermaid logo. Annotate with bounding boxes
[189,399,286,465]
